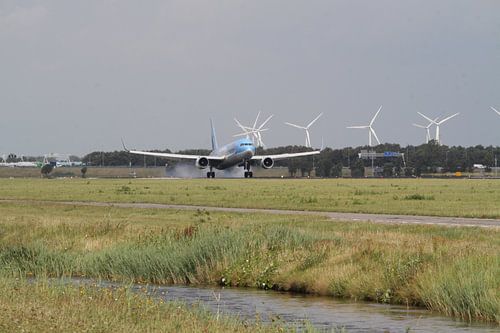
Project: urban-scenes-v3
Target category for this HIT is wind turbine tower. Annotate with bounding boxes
[346,106,382,147]
[284,113,323,148]
[413,116,439,144]
[418,112,459,145]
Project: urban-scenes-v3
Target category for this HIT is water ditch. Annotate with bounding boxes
[67,278,497,333]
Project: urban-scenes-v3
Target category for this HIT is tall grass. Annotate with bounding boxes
[416,257,500,323]
[82,226,253,284]
[0,278,301,333]
[0,202,498,323]
[0,224,316,287]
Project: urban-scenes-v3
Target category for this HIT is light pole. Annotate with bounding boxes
[445,150,448,173]
[495,155,498,178]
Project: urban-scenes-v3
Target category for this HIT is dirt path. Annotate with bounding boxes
[2,199,499,228]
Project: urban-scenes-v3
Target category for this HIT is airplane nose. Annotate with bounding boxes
[243,147,254,157]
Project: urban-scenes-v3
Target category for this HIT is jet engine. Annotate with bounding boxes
[260,157,274,169]
[196,157,209,169]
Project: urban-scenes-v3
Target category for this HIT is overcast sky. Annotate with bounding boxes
[1,1,499,155]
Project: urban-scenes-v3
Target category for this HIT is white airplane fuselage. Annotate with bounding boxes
[210,138,255,170]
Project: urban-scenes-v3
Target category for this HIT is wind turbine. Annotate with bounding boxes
[418,112,459,145]
[413,116,439,143]
[233,111,274,148]
[285,113,323,148]
[346,106,382,147]
[491,106,500,117]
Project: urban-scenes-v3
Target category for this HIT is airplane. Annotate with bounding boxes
[0,154,40,168]
[14,156,39,167]
[123,120,321,178]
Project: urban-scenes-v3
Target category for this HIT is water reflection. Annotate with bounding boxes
[77,279,498,333]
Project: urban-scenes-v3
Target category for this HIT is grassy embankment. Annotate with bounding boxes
[0,201,498,324]
[0,178,499,218]
[0,278,304,333]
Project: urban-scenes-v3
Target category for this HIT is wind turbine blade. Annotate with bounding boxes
[427,119,438,129]
[346,126,369,129]
[233,132,250,138]
[437,112,459,124]
[258,114,274,129]
[307,113,323,128]
[491,106,500,116]
[252,111,261,130]
[413,124,426,128]
[233,128,269,137]
[306,130,311,148]
[370,127,381,145]
[248,128,270,134]
[370,106,382,126]
[234,118,248,132]
[285,122,306,129]
[417,112,436,124]
[233,132,251,137]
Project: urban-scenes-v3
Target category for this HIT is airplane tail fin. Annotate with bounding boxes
[121,138,130,152]
[210,119,218,151]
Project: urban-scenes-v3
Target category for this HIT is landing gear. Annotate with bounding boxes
[206,167,215,178]
[243,161,253,178]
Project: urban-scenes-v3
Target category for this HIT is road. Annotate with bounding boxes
[2,199,498,228]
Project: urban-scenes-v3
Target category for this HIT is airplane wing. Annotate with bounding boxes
[128,149,225,161]
[251,150,320,161]
[122,140,225,161]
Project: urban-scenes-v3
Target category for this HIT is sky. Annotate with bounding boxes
[1,0,499,155]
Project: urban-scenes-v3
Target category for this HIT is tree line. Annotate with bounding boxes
[79,141,500,177]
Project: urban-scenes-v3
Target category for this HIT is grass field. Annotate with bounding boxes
[0,200,498,324]
[0,165,288,178]
[0,166,166,179]
[0,178,499,218]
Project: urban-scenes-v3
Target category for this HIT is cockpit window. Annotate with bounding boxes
[240,143,253,146]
